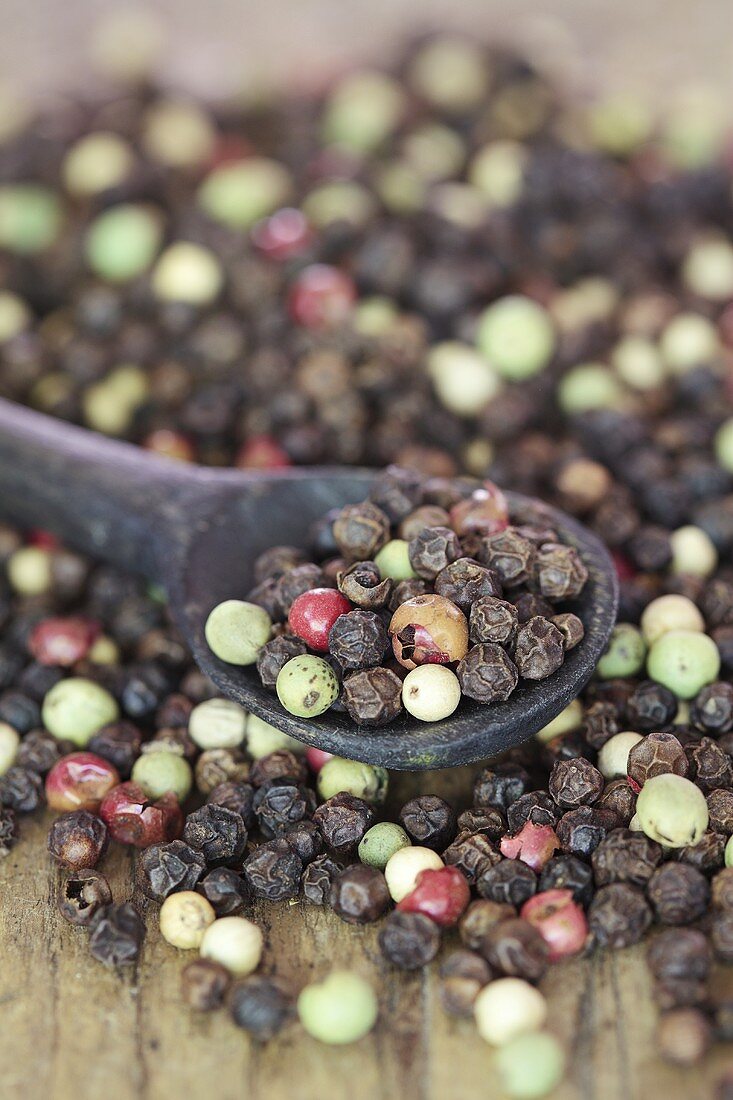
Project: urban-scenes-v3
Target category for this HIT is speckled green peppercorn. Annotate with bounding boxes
[42,678,119,747]
[596,623,646,679]
[636,774,709,848]
[205,600,272,666]
[131,751,192,803]
[297,970,378,1045]
[317,757,389,804]
[374,540,416,581]
[647,630,720,699]
[476,295,555,381]
[494,1031,566,1099]
[276,656,339,718]
[358,822,411,870]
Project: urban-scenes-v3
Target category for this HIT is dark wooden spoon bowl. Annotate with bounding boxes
[0,400,618,770]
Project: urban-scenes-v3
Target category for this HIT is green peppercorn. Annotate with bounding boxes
[205,600,272,666]
[84,203,162,281]
[42,678,119,747]
[476,295,555,381]
[297,970,378,1045]
[535,700,583,744]
[131,751,192,803]
[640,594,705,646]
[647,630,720,699]
[374,539,416,581]
[558,363,624,415]
[276,655,339,718]
[358,822,411,870]
[494,1031,566,1099]
[427,342,502,417]
[322,72,405,152]
[659,313,720,373]
[7,546,52,596]
[669,525,717,577]
[0,184,62,255]
[715,418,733,474]
[246,714,305,758]
[0,721,19,776]
[636,774,709,848]
[302,181,375,230]
[0,291,30,343]
[317,757,388,804]
[596,623,646,679]
[725,836,733,868]
[198,158,292,229]
[63,132,134,196]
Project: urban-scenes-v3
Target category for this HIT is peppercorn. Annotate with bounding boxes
[297,970,378,1045]
[88,902,145,968]
[333,502,390,561]
[647,862,710,924]
[538,855,594,907]
[183,804,247,866]
[230,975,291,1040]
[88,722,142,779]
[378,910,441,970]
[48,810,108,870]
[707,789,733,835]
[408,526,461,580]
[337,561,393,610]
[0,807,18,857]
[482,917,549,982]
[469,596,518,646]
[657,1008,712,1067]
[301,854,343,905]
[182,958,231,1012]
[0,765,44,813]
[330,864,391,924]
[625,680,678,731]
[474,976,547,1045]
[477,860,537,908]
[244,838,303,901]
[548,758,604,809]
[256,635,308,689]
[250,750,307,788]
[588,883,652,948]
[473,764,530,813]
[556,805,621,860]
[276,654,340,718]
[514,617,565,680]
[457,642,519,702]
[100,782,183,848]
[636,774,709,847]
[591,829,662,888]
[506,792,558,833]
[58,868,113,926]
[207,781,255,827]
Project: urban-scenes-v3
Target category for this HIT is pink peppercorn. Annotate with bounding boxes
[288,264,356,330]
[396,866,470,927]
[251,208,313,260]
[306,747,334,774]
[235,434,292,470]
[29,617,100,667]
[500,821,560,872]
[99,782,183,848]
[288,588,352,652]
[521,888,588,962]
[46,752,120,813]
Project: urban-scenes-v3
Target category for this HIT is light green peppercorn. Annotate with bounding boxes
[494,1031,566,1099]
[647,630,720,699]
[636,774,709,848]
[276,655,339,718]
[669,525,717,577]
[246,714,305,758]
[7,546,52,596]
[205,600,272,666]
[322,72,405,152]
[659,312,720,373]
[374,540,416,581]
[297,970,378,1045]
[0,184,62,254]
[151,242,223,304]
[85,203,162,281]
[358,822,411,870]
[131,751,192,802]
[42,678,119,746]
[317,757,388,804]
[715,418,733,474]
[302,181,375,229]
[198,158,292,229]
[63,131,134,196]
[725,836,733,868]
[535,700,584,744]
[427,341,502,417]
[476,296,555,381]
[188,698,247,750]
[0,721,20,776]
[469,141,526,207]
[0,291,30,342]
[558,363,624,415]
[596,623,646,679]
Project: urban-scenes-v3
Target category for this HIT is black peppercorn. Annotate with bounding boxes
[137,839,207,900]
[369,465,424,523]
[479,528,536,587]
[506,791,558,833]
[87,721,142,779]
[647,927,711,982]
[707,789,733,835]
[691,682,733,734]
[477,859,537,907]
[58,868,113,926]
[457,642,518,703]
[378,910,441,970]
[0,806,18,857]
[686,737,733,793]
[483,917,549,982]
[207,781,255,828]
[333,502,390,561]
[556,806,620,860]
[275,564,325,614]
[712,867,733,909]
[408,526,461,580]
[183,804,247,866]
[627,732,689,786]
[329,864,391,924]
[469,596,518,646]
[583,701,620,750]
[254,545,306,584]
[48,810,108,870]
[551,613,585,650]
[301,854,343,905]
[439,949,493,1016]
[597,779,637,824]
[473,764,530,813]
[459,899,515,952]
[230,975,291,1040]
[434,558,502,613]
[182,958,231,1012]
[88,902,145,968]
[399,795,456,851]
[514,617,565,680]
[711,911,733,963]
[588,883,652,948]
[328,610,389,669]
[539,855,594,907]
[549,757,604,809]
[647,863,710,925]
[443,832,501,884]
[342,667,403,726]
[197,867,249,916]
[15,730,62,775]
[253,779,314,839]
[0,765,43,813]
[284,819,323,864]
[625,680,678,731]
[256,635,308,688]
[591,828,662,888]
[249,750,308,788]
[456,806,506,839]
[243,838,303,902]
[677,830,726,875]
[312,792,374,854]
[337,561,393,610]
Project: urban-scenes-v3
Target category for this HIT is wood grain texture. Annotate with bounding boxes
[1,769,732,1100]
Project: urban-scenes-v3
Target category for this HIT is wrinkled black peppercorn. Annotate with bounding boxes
[399,795,456,851]
[230,975,291,1040]
[137,839,207,900]
[378,910,441,970]
[183,804,247,866]
[243,838,303,902]
[88,902,145,968]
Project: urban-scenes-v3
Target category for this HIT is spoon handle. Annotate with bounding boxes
[0,398,195,577]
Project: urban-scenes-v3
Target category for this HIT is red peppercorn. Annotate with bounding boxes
[28,529,60,550]
[306,747,333,774]
[521,888,588,962]
[397,866,470,927]
[288,264,356,330]
[235,435,292,470]
[251,208,313,261]
[29,617,100,666]
[142,429,195,463]
[500,822,560,872]
[99,782,183,848]
[611,551,636,581]
[288,588,352,652]
[46,752,120,813]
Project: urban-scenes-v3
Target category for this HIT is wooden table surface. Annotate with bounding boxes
[1,766,731,1100]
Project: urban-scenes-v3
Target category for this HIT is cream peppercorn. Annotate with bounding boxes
[205,600,272,666]
[598,732,644,779]
[0,722,20,776]
[474,978,548,1046]
[640,594,705,646]
[159,891,216,949]
[401,665,461,722]
[188,698,247,750]
[200,916,263,976]
[384,845,444,902]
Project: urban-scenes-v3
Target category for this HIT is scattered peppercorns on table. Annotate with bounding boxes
[2,24,733,1098]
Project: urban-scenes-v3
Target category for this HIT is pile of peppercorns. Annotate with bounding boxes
[205,468,588,727]
[1,20,733,1099]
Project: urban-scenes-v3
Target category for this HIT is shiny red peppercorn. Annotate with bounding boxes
[29,616,100,666]
[521,888,588,961]
[396,866,470,927]
[142,429,195,463]
[235,434,292,470]
[99,782,183,848]
[251,208,313,260]
[306,747,333,774]
[46,752,120,813]
[500,822,560,872]
[288,588,352,652]
[288,264,356,330]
